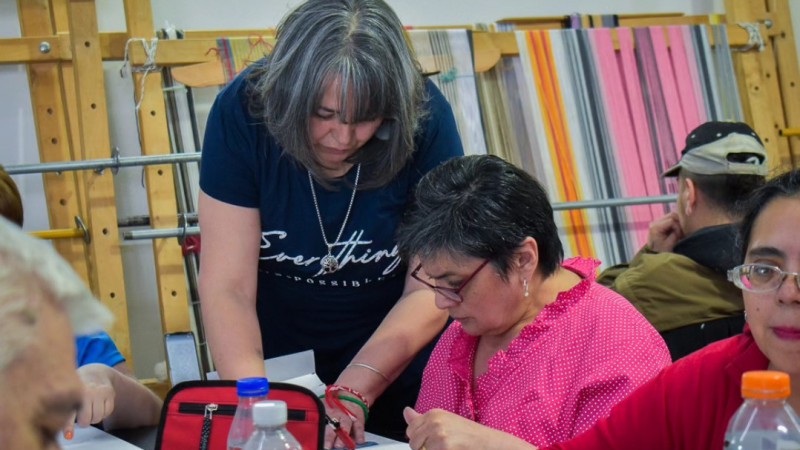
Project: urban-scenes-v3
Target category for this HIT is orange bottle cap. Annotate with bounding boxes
[741,371,791,400]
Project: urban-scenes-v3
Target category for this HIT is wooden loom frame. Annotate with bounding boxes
[3,0,798,396]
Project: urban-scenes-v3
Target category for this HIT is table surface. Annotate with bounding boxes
[110,427,157,450]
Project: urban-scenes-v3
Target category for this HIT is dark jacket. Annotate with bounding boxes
[598,224,743,333]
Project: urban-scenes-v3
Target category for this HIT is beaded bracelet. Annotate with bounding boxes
[325,384,371,421]
[318,393,370,420]
[327,384,371,409]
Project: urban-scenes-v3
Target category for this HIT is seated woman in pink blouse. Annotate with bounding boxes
[397,155,671,449]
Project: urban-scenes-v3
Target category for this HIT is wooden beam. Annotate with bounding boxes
[18,0,91,288]
[123,0,192,343]
[767,0,800,166]
[725,0,792,172]
[66,0,133,362]
[0,36,67,63]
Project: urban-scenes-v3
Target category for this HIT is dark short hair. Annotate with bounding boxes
[738,169,800,261]
[247,0,426,188]
[681,170,765,218]
[0,166,23,226]
[397,155,564,279]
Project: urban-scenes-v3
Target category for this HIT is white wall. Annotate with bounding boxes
[0,0,759,378]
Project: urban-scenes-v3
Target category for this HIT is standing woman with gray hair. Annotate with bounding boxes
[198,0,464,444]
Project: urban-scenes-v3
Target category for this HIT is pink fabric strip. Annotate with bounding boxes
[617,30,665,225]
[680,26,708,124]
[590,28,651,246]
[649,27,686,158]
[667,26,702,133]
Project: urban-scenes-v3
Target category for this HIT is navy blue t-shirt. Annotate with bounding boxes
[200,73,463,386]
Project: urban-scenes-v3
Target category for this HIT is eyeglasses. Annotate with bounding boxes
[727,263,800,293]
[411,259,490,303]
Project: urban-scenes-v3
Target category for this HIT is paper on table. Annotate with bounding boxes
[57,426,143,450]
[363,432,412,449]
[206,349,326,396]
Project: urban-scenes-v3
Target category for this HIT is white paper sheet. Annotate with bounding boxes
[207,349,327,396]
[362,432,411,448]
[57,426,143,450]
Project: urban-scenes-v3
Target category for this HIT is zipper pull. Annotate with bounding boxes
[199,403,218,450]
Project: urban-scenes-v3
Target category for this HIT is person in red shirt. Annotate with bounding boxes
[397,155,670,449]
[539,168,800,450]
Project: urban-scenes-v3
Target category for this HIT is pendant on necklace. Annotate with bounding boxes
[321,247,340,274]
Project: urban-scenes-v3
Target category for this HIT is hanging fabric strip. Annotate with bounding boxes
[650,27,688,152]
[712,24,745,121]
[617,29,666,223]
[634,27,677,196]
[679,26,709,124]
[525,30,594,258]
[691,25,723,121]
[591,28,652,249]
[408,30,488,156]
[552,30,608,264]
[667,26,703,133]
[477,61,523,166]
[571,29,630,262]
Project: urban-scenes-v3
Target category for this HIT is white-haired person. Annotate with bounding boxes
[0,166,162,440]
[0,217,160,449]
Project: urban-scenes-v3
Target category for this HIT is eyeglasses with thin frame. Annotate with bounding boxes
[411,259,491,303]
[727,263,800,293]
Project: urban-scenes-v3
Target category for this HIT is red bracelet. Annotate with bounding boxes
[325,384,370,421]
[327,384,370,408]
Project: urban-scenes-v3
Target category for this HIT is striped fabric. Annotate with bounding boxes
[408,30,488,156]
[504,25,741,266]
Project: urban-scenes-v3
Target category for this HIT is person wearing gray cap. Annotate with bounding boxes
[598,121,768,361]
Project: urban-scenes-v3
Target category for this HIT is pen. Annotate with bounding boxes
[325,414,356,450]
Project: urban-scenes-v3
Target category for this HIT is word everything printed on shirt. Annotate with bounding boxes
[259,229,402,279]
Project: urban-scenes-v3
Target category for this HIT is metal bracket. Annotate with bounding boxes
[74,215,91,244]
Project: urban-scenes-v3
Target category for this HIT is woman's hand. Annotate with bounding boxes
[62,364,117,438]
[324,396,366,449]
[404,407,538,450]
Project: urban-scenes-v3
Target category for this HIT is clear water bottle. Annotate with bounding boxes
[724,370,800,449]
[243,400,302,450]
[228,377,270,450]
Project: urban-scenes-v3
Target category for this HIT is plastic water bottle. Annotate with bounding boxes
[228,377,270,450]
[724,370,800,449]
[243,400,302,450]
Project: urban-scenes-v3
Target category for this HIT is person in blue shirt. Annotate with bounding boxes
[64,332,162,436]
[198,0,464,445]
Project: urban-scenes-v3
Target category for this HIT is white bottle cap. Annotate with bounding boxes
[252,400,288,427]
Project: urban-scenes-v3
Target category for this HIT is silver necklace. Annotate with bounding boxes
[308,164,361,274]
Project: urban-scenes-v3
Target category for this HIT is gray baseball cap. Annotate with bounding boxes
[662,121,768,178]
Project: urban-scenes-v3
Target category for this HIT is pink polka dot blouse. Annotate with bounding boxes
[415,257,671,447]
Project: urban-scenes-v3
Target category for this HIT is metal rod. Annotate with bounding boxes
[122,195,677,241]
[5,152,201,175]
[123,226,200,241]
[552,194,677,211]
[118,212,198,228]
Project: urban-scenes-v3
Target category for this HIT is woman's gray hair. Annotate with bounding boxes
[0,217,112,371]
[247,0,426,188]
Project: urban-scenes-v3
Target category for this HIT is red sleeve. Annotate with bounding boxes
[544,368,675,450]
